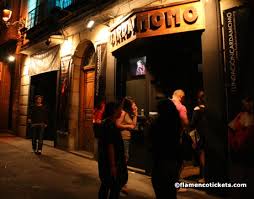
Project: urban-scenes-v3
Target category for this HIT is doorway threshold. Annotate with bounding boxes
[127,165,146,175]
[69,150,94,160]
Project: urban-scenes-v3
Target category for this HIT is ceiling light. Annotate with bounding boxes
[87,20,95,29]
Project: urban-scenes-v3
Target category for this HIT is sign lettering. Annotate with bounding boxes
[110,2,205,51]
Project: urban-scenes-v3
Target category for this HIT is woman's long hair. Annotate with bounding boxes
[103,102,121,120]
[122,96,135,118]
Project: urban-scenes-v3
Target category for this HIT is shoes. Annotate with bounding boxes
[35,150,42,155]
[121,185,128,195]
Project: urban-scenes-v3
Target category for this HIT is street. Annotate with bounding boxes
[0,133,222,199]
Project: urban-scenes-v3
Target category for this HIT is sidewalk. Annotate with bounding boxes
[0,132,224,199]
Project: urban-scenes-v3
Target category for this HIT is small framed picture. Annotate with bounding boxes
[129,56,146,76]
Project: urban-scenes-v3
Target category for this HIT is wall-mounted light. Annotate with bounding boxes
[2,8,26,33]
[8,55,15,62]
[87,20,95,29]
[2,9,12,22]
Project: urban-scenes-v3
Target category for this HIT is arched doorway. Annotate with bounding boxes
[74,40,95,152]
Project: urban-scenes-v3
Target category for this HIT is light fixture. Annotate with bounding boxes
[87,20,95,29]
[2,8,26,31]
[8,55,15,62]
[2,9,12,22]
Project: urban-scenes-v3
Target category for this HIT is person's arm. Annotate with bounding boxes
[180,106,189,127]
[27,106,33,123]
[116,111,135,129]
[190,107,199,129]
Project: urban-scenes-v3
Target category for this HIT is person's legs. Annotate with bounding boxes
[152,160,177,199]
[199,150,205,182]
[94,138,99,160]
[37,125,45,154]
[98,182,109,199]
[109,180,121,199]
[31,126,37,152]
[123,139,130,162]
[121,139,130,194]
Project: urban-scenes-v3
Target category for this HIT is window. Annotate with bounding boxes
[56,0,73,9]
[27,0,39,29]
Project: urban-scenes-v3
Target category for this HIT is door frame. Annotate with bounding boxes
[78,65,95,151]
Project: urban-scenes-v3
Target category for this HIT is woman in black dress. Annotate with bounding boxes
[98,102,128,199]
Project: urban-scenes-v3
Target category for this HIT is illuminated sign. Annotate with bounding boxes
[110,1,205,51]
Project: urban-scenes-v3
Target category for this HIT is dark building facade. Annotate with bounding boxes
[1,0,253,196]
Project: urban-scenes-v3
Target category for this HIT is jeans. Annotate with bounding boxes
[123,139,130,161]
[32,124,45,151]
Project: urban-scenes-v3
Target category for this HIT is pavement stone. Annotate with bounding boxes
[0,133,225,199]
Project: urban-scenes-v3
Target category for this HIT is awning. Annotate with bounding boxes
[29,45,60,76]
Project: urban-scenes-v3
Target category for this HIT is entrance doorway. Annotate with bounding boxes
[78,40,96,153]
[79,69,95,152]
[115,32,204,177]
[27,71,58,141]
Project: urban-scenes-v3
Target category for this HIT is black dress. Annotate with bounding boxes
[149,98,181,199]
[98,118,128,189]
[190,105,208,150]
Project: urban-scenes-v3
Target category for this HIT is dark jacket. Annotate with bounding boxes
[30,105,48,125]
[190,105,208,138]
[98,118,128,187]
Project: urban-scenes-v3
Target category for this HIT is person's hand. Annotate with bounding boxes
[192,142,197,149]
[128,124,135,129]
[111,165,117,179]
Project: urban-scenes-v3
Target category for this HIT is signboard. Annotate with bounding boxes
[110,1,205,51]
[223,7,250,120]
[94,43,107,105]
[56,55,72,133]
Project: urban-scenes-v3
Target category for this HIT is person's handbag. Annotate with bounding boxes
[189,129,200,149]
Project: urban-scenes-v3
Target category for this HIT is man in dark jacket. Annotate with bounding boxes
[28,95,48,155]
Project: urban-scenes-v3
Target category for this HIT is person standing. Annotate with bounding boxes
[93,98,105,159]
[190,90,208,183]
[98,102,128,199]
[171,89,189,127]
[149,90,181,199]
[171,89,189,192]
[116,96,138,194]
[28,95,48,155]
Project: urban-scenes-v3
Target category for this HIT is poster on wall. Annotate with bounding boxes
[56,55,72,134]
[94,43,107,105]
[129,56,146,77]
[223,6,250,121]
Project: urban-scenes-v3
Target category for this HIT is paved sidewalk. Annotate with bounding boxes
[0,133,223,199]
